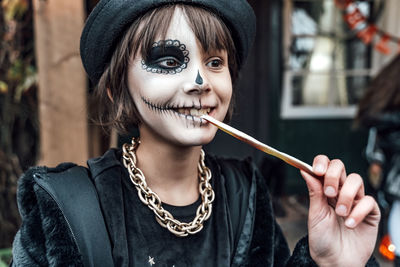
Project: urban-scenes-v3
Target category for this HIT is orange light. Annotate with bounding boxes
[379,234,396,261]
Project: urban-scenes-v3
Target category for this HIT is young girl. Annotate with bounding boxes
[12,0,380,266]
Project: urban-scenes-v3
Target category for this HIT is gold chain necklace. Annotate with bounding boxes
[122,137,215,237]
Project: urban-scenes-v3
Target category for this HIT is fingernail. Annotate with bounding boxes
[315,164,325,173]
[324,186,336,197]
[336,205,347,216]
[345,218,355,228]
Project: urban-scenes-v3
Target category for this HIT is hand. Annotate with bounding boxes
[300,155,381,267]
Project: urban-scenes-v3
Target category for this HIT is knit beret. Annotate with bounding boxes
[80,0,256,84]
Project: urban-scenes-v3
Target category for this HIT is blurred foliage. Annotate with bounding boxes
[2,0,28,21]
[0,248,12,266]
[0,0,37,249]
[0,0,38,169]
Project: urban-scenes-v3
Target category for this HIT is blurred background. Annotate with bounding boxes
[1,0,399,265]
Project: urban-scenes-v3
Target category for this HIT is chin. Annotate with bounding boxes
[170,127,217,147]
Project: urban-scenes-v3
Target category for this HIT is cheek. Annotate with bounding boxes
[214,73,233,104]
[129,71,181,102]
[224,84,233,102]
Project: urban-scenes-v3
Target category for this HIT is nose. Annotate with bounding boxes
[183,70,210,95]
[195,71,203,85]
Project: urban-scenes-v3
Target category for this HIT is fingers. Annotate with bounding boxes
[343,196,380,228]
[312,155,329,176]
[302,155,347,212]
[300,170,328,216]
[301,170,324,199]
[313,156,346,198]
[335,173,364,217]
[307,155,381,230]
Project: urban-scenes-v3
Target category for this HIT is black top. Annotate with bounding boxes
[90,150,247,266]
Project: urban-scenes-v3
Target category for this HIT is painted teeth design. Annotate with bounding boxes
[177,108,211,116]
[141,97,211,126]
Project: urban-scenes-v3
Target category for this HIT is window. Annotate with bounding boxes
[281,0,377,119]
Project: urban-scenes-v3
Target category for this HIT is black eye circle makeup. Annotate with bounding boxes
[141,39,190,75]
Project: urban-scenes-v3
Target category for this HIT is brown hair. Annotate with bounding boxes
[93,4,238,133]
[354,54,400,128]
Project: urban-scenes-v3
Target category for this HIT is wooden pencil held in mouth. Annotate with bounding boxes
[201,115,315,176]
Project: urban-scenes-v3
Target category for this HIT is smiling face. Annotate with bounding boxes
[127,8,232,147]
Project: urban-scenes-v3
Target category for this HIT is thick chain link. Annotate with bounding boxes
[122,137,215,237]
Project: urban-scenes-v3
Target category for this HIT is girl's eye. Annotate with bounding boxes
[206,58,223,69]
[155,57,181,69]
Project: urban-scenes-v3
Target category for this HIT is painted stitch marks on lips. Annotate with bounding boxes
[141,97,212,125]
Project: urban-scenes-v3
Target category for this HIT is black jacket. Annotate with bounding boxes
[11,149,377,266]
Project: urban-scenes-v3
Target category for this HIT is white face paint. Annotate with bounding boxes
[127,8,232,147]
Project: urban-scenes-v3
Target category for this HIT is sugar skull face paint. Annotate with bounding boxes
[128,8,232,146]
[141,39,190,75]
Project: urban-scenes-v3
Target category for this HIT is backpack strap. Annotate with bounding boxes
[34,165,114,267]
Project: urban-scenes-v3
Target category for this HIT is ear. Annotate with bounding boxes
[106,88,114,103]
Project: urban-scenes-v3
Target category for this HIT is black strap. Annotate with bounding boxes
[34,166,114,267]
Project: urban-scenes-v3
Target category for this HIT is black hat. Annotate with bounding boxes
[80,0,256,84]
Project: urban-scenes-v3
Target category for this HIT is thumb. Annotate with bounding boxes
[300,170,328,215]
